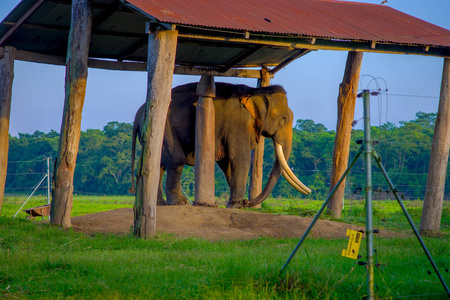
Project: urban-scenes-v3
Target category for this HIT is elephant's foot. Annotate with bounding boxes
[166,193,190,205]
[157,198,167,206]
[226,199,249,209]
[192,201,218,207]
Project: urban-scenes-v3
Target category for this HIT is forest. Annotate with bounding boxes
[5,111,448,201]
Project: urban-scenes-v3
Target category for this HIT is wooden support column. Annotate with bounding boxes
[248,67,271,207]
[50,0,92,227]
[420,57,450,235]
[194,75,216,206]
[327,51,363,218]
[134,25,178,238]
[0,46,15,215]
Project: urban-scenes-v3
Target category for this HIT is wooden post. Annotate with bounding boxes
[194,75,216,206]
[0,46,15,215]
[327,51,363,218]
[50,0,92,227]
[248,67,271,207]
[134,25,178,238]
[420,57,450,235]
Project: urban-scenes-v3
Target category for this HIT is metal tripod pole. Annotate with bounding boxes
[281,90,449,298]
[281,146,364,273]
[372,150,450,297]
[46,157,51,205]
[362,90,375,299]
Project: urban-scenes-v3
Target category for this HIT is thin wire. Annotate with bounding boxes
[386,93,440,99]
[72,190,125,196]
[7,159,44,164]
[7,155,50,164]
[5,187,47,190]
[359,75,389,126]
[6,172,46,175]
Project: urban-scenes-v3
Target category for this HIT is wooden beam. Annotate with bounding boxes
[0,0,44,46]
[117,38,148,62]
[12,50,267,77]
[327,51,364,219]
[88,58,145,71]
[248,67,271,208]
[194,75,216,206]
[50,0,92,228]
[91,3,118,29]
[1,22,146,40]
[14,50,66,65]
[178,33,450,58]
[220,46,263,72]
[0,46,15,216]
[174,66,263,78]
[134,26,178,239]
[270,49,312,74]
[41,0,132,11]
[420,57,450,235]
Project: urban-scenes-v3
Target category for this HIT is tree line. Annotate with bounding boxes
[6,112,448,200]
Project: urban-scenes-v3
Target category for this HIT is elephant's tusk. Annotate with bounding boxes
[275,142,311,195]
[281,169,308,194]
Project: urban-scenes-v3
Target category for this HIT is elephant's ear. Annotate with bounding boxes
[240,92,269,143]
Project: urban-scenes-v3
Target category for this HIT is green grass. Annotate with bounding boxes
[2,195,134,218]
[259,197,450,234]
[1,218,449,299]
[1,196,449,299]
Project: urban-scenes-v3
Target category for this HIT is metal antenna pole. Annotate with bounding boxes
[46,157,51,205]
[362,90,375,300]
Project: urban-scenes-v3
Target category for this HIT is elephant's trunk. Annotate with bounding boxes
[246,156,282,207]
[247,141,310,207]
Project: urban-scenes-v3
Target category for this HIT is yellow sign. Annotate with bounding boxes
[342,229,363,259]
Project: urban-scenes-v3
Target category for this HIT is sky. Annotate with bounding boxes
[1,0,450,137]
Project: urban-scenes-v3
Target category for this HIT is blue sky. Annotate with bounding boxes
[1,0,450,136]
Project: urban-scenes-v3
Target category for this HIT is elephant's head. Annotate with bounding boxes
[238,85,311,207]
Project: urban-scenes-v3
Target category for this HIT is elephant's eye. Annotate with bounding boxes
[280,114,288,126]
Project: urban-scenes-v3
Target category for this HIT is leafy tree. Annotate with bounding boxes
[295,119,327,133]
[5,112,442,201]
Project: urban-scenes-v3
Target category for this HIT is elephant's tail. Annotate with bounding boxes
[129,122,138,194]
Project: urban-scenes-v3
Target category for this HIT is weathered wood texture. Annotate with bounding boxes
[327,51,363,218]
[194,75,216,206]
[420,57,450,234]
[134,27,178,239]
[0,46,15,216]
[8,49,266,78]
[50,0,92,227]
[248,67,271,207]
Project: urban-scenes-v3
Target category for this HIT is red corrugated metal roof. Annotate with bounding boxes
[125,0,450,47]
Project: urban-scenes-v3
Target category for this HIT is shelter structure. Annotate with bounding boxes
[1,0,450,237]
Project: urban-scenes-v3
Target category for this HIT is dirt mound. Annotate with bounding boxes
[71,206,401,240]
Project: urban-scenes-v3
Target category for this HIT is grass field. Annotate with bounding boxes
[1,195,449,299]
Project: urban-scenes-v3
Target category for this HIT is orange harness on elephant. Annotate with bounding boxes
[240,95,258,121]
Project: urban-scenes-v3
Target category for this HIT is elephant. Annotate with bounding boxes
[130,82,310,208]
